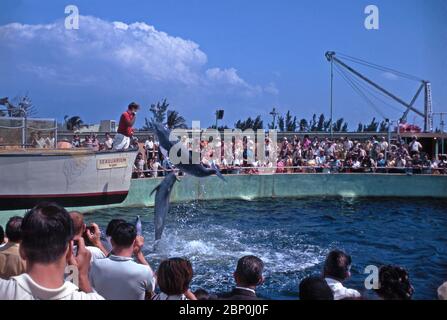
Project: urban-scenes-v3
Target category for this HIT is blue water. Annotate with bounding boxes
[88,197,447,300]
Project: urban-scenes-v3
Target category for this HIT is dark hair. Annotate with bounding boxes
[21,202,74,264]
[128,102,140,110]
[106,219,126,237]
[0,225,4,244]
[111,222,136,247]
[5,216,23,242]
[193,288,213,300]
[235,255,264,286]
[157,258,193,295]
[299,276,334,300]
[323,250,352,281]
[375,265,414,300]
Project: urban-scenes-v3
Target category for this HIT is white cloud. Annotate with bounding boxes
[0,15,274,93]
[0,15,278,124]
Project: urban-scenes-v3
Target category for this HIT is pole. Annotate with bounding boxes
[215,110,218,129]
[330,59,334,138]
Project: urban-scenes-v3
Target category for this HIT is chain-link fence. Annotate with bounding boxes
[0,116,57,148]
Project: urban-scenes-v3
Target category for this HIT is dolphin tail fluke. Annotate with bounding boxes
[212,163,226,182]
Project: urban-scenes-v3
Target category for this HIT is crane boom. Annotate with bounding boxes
[325,51,433,132]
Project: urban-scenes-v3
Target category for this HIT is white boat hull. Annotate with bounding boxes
[0,148,138,210]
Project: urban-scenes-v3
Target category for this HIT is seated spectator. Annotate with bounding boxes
[0,202,103,300]
[89,223,155,300]
[374,265,414,300]
[219,255,264,300]
[323,250,361,300]
[0,225,5,248]
[71,134,81,148]
[152,258,197,300]
[299,276,334,300]
[438,281,447,300]
[69,212,108,260]
[0,216,26,279]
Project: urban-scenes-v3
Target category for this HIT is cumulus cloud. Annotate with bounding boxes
[0,15,278,124]
[0,16,275,93]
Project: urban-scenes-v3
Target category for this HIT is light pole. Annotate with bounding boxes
[330,59,334,138]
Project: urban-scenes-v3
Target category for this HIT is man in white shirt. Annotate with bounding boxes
[69,211,108,261]
[323,250,361,300]
[409,136,422,155]
[0,202,103,300]
[89,222,155,300]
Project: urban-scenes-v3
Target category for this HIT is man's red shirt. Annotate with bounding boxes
[117,110,135,137]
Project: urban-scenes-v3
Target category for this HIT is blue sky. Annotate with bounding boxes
[0,0,446,129]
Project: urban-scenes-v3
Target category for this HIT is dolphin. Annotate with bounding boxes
[150,171,179,240]
[152,122,226,181]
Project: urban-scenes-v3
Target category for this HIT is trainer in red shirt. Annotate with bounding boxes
[118,102,140,137]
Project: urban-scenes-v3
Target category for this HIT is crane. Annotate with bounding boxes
[325,51,433,132]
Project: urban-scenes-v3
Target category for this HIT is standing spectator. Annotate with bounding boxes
[323,250,361,300]
[0,216,26,279]
[438,281,447,300]
[374,265,414,300]
[409,136,422,156]
[0,202,103,300]
[104,132,114,150]
[102,218,126,253]
[114,102,139,150]
[144,137,155,161]
[89,222,155,300]
[219,255,264,300]
[299,276,334,300]
[0,226,5,248]
[152,258,197,300]
[69,212,108,260]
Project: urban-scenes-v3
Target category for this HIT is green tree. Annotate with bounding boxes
[364,118,379,132]
[284,111,297,132]
[166,110,187,129]
[277,115,285,132]
[299,118,309,132]
[235,115,264,130]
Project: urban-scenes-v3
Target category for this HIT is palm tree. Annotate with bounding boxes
[166,110,187,129]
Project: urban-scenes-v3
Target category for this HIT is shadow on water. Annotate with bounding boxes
[89,197,447,300]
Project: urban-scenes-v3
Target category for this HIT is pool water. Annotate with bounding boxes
[88,197,447,300]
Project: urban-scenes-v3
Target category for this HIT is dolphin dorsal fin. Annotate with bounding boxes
[150,184,161,196]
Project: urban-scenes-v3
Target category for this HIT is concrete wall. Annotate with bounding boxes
[124,173,447,207]
[2,173,447,226]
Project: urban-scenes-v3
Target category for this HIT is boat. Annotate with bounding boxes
[0,147,138,210]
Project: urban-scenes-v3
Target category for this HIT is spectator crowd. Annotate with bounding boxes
[1,202,446,300]
[131,134,447,178]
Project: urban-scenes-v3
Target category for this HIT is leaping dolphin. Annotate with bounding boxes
[152,122,226,181]
[150,171,179,240]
